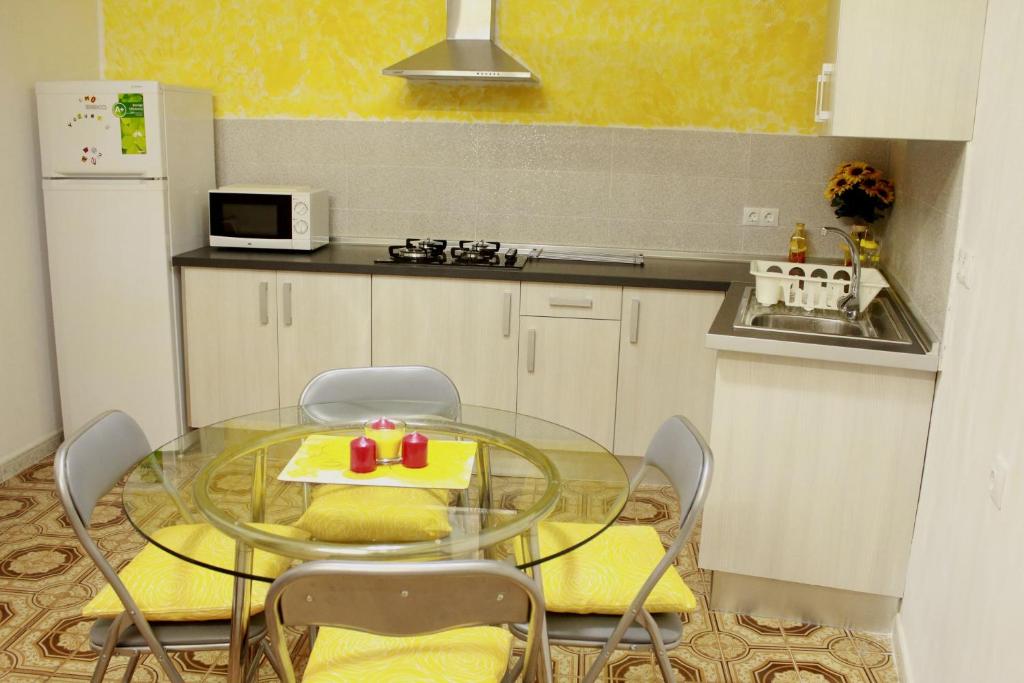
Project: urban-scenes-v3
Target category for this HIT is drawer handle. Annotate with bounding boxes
[502,292,512,337]
[527,329,537,373]
[259,281,269,326]
[629,298,641,344]
[283,282,293,327]
[549,296,593,309]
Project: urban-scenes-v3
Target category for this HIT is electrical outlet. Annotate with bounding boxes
[989,455,1009,511]
[742,207,762,226]
[742,207,780,227]
[760,208,779,227]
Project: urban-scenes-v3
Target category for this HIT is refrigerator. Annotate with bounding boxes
[36,81,214,447]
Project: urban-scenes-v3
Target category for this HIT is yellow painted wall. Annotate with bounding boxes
[103,0,825,133]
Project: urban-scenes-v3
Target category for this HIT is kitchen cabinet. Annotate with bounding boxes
[182,267,280,427]
[276,271,372,406]
[700,352,935,600]
[371,276,520,411]
[517,316,621,450]
[182,268,371,426]
[816,0,987,140]
[614,289,724,457]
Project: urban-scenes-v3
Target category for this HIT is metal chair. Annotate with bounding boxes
[299,365,461,422]
[265,559,547,683]
[512,415,714,683]
[55,410,279,683]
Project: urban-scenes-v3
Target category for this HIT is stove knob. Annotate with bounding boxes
[504,248,518,265]
[293,219,309,235]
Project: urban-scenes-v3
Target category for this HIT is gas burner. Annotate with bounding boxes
[450,240,501,264]
[386,238,447,264]
[376,238,528,268]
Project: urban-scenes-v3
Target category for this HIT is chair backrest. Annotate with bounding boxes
[298,366,462,421]
[639,415,714,548]
[265,559,544,682]
[54,410,177,669]
[55,410,153,525]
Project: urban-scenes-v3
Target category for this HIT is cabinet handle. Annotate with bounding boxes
[527,329,537,373]
[259,281,269,325]
[502,292,512,337]
[814,63,834,123]
[549,296,593,309]
[629,298,641,344]
[283,282,293,327]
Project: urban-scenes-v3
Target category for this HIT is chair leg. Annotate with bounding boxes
[580,610,643,683]
[262,638,289,682]
[119,652,140,683]
[638,609,675,682]
[91,614,126,683]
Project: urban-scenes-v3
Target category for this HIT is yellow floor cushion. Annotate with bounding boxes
[83,523,309,621]
[296,485,452,543]
[302,625,513,683]
[516,521,697,615]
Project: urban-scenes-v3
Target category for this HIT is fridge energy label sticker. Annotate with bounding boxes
[113,93,147,155]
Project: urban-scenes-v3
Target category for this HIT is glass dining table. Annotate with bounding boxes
[122,401,631,682]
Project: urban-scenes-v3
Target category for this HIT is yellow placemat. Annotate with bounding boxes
[278,435,478,489]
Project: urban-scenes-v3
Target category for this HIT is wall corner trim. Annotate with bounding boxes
[892,612,915,683]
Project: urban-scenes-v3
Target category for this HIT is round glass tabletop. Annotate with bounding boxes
[123,401,630,582]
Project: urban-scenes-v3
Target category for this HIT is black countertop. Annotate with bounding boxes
[172,245,754,291]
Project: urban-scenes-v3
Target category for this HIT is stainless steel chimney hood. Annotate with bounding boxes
[383,0,536,83]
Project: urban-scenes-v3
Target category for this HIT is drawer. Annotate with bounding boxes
[521,283,622,320]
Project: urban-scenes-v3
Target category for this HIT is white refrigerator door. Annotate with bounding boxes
[36,81,166,179]
[42,179,184,447]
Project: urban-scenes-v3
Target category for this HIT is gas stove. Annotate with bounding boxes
[376,239,528,269]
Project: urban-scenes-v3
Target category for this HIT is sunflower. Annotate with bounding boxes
[824,175,852,200]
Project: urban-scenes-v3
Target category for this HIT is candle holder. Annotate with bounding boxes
[363,417,407,465]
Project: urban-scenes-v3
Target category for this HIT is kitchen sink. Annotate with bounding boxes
[733,288,913,345]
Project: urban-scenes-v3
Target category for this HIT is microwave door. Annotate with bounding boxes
[210,193,292,241]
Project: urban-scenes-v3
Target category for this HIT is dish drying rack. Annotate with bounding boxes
[750,260,889,313]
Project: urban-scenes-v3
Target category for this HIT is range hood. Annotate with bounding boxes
[383,0,536,83]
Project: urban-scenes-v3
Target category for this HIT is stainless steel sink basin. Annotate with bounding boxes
[733,288,913,345]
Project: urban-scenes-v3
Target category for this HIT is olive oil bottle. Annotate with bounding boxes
[787,222,808,263]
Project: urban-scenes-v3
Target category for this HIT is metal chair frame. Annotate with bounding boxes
[265,559,548,683]
[298,365,462,422]
[54,410,284,683]
[513,415,714,683]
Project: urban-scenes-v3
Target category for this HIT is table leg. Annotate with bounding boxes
[478,444,492,530]
[526,529,553,683]
[227,544,253,683]
[227,447,267,683]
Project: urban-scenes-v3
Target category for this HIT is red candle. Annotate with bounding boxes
[349,436,377,473]
[401,432,429,469]
[369,417,397,430]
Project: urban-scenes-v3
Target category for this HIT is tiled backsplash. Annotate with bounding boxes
[214,119,962,334]
[884,140,965,335]
[215,119,890,258]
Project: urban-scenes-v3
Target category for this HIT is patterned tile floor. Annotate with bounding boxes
[0,456,899,682]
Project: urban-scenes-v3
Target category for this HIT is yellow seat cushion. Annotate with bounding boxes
[296,485,452,543]
[516,521,697,615]
[303,625,513,683]
[83,523,309,621]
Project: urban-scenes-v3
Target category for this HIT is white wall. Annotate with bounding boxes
[0,1,99,469]
[898,0,1024,680]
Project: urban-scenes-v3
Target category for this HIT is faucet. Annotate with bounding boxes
[821,226,861,320]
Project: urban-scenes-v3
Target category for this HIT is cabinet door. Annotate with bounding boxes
[182,268,279,427]
[277,272,372,406]
[517,316,620,450]
[820,0,986,140]
[614,289,724,456]
[371,276,520,411]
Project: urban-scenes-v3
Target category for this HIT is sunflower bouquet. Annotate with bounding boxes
[824,161,895,224]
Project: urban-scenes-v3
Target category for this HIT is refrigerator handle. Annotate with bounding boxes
[52,170,148,177]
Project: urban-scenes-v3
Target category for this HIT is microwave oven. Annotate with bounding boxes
[209,185,329,251]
